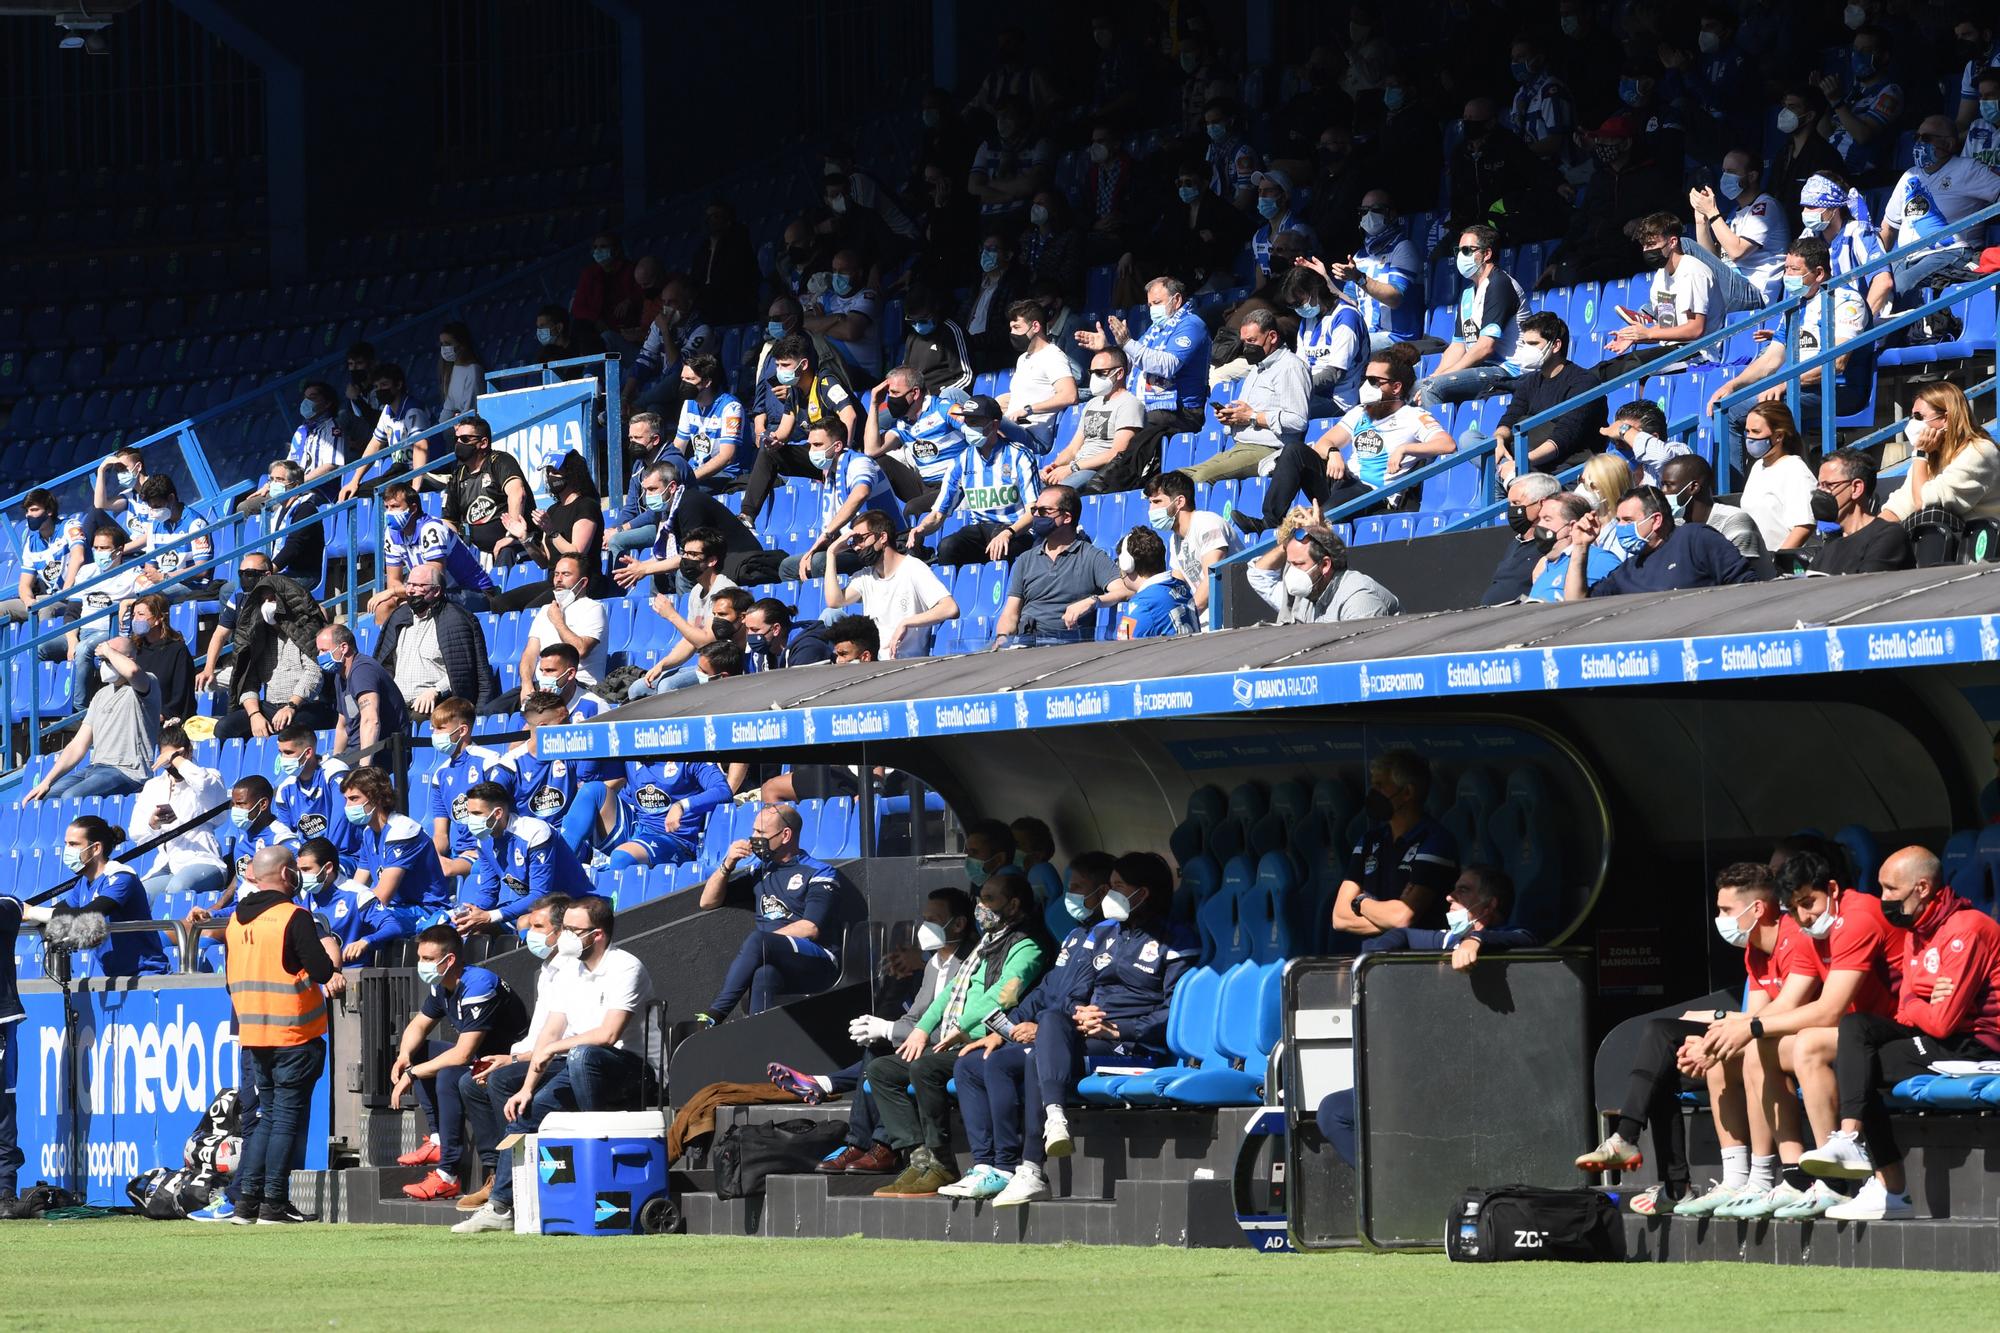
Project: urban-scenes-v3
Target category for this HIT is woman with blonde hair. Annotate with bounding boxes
[1880,382,2000,524]
[1580,452,1633,554]
[1739,402,1816,551]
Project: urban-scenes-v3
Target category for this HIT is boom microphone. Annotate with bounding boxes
[44,911,110,953]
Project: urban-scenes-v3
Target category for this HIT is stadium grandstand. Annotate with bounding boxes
[6,0,2000,1293]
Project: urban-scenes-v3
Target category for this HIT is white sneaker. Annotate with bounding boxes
[450,1201,514,1234]
[991,1163,1049,1208]
[1714,1184,1786,1219]
[1043,1106,1073,1159]
[937,1166,993,1199]
[1772,1180,1843,1220]
[1672,1180,1750,1217]
[1574,1132,1643,1172]
[1798,1131,1873,1181]
[1825,1178,1913,1222]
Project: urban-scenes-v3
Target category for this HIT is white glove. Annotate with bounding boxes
[848,1014,892,1045]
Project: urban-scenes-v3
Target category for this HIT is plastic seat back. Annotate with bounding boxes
[1185,784,1227,831]
[1833,823,1879,895]
[1943,828,1978,884]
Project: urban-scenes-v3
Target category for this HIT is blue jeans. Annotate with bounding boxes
[1416,362,1515,412]
[46,763,145,799]
[460,1059,529,1203]
[0,1024,21,1199]
[956,1041,1030,1169]
[706,930,840,1019]
[608,523,658,559]
[1889,244,1973,299]
[1316,1088,1358,1167]
[412,1038,473,1175]
[237,1039,324,1208]
[142,862,228,904]
[1023,1019,1131,1166]
[998,417,1059,456]
[489,1045,647,1206]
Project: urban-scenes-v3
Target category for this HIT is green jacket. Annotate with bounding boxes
[917,934,1047,1039]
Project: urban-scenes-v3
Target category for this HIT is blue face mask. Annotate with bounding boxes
[343,800,370,824]
[93,550,116,570]
[1177,185,1201,204]
[1063,890,1093,922]
[317,651,339,672]
[1511,60,1533,84]
[1294,303,1321,321]
[965,856,991,886]
[1912,141,1939,171]
[1147,505,1175,532]
[911,319,935,335]
[536,327,556,346]
[299,399,316,419]
[1983,99,2000,126]
[230,807,252,829]
[1029,515,1057,538]
[275,753,302,778]
[642,489,669,512]
[592,246,614,264]
[1611,520,1650,556]
[831,272,854,297]
[775,365,799,386]
[1256,196,1280,219]
[1850,49,1875,80]
[1782,273,1808,296]
[1383,86,1406,112]
[1206,122,1228,142]
[62,846,85,873]
[1455,252,1480,280]
[1718,172,1743,201]
[766,320,787,341]
[115,470,135,489]
[130,615,152,638]
[979,249,1000,273]
[430,728,457,751]
[1618,77,1641,107]
[463,812,491,839]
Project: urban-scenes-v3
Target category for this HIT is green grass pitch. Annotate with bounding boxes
[1,1219,1986,1330]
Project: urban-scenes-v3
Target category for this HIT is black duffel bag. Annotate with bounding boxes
[1445,1185,1625,1263]
[713,1118,850,1200]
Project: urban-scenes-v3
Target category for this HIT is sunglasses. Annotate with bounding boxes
[454,433,488,443]
[1455,245,1484,256]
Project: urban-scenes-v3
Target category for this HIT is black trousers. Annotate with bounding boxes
[933,521,1031,566]
[213,698,337,741]
[741,443,823,520]
[1611,1016,1705,1188]
[1835,1011,1989,1168]
[866,1049,959,1158]
[1259,439,1405,528]
[1086,405,1203,493]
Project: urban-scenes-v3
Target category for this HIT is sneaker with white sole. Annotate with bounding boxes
[1825,1177,1913,1222]
[992,1163,1049,1207]
[1798,1130,1873,1181]
[1043,1107,1073,1159]
[1673,1180,1750,1217]
[939,1165,1010,1200]
[451,1201,514,1234]
[1772,1180,1844,1220]
[1714,1185,1786,1219]
[1574,1132,1643,1173]
[1627,1183,1679,1216]
[187,1197,236,1223]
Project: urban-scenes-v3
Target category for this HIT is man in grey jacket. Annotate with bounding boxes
[1248,508,1400,624]
[766,888,977,1174]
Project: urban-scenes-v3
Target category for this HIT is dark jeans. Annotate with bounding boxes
[741,443,823,521]
[213,698,337,742]
[707,930,840,1019]
[1835,1011,1989,1169]
[459,1058,529,1200]
[1609,1016,1704,1189]
[1087,405,1204,493]
[1315,1088,1357,1167]
[411,1038,473,1175]
[1260,439,1400,528]
[831,1057,886,1150]
[955,1041,1030,1169]
[237,1039,324,1208]
[0,1025,20,1199]
[488,1044,647,1206]
[1024,1018,1125,1166]
[866,1049,958,1157]
[931,521,1031,566]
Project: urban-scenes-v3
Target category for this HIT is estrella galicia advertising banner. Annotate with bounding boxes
[476,379,597,508]
[17,980,330,1205]
[532,614,2000,762]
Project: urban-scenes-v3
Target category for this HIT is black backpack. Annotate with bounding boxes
[713,1118,850,1201]
[1445,1185,1625,1263]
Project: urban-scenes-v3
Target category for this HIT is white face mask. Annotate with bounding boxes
[1512,341,1548,372]
[259,601,277,626]
[553,587,577,608]
[1775,108,1802,135]
[1147,301,1170,323]
[1802,904,1836,940]
[1358,210,1388,237]
[99,662,120,685]
[440,345,458,364]
[1357,382,1383,407]
[916,920,949,952]
[1102,889,1135,922]
[1714,906,1753,948]
[1905,417,1934,449]
[1282,564,1319,598]
[1089,373,1115,397]
[1446,906,1473,934]
[555,930,586,959]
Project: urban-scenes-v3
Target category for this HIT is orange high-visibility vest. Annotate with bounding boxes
[225,899,329,1047]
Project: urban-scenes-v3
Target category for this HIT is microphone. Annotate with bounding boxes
[44,911,110,954]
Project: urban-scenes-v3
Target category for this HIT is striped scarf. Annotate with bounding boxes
[938,924,1018,1037]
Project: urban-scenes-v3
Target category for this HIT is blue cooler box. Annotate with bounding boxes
[534,1112,669,1236]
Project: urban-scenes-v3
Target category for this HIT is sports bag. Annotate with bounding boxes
[1445,1185,1625,1263]
[713,1117,849,1200]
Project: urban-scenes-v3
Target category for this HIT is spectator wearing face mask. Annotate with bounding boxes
[1247,169,1317,277]
[242,382,344,514]
[370,483,500,628]
[801,248,880,380]
[1118,165,1251,308]
[378,562,498,718]
[1811,448,1912,574]
[214,567,330,741]
[1690,151,1784,306]
[126,592,194,722]
[449,784,593,937]
[740,336,861,521]
[626,529,738,696]
[424,696,499,881]
[1868,116,2000,312]
[1524,492,1622,602]
[1793,173,1882,288]
[1539,117,1682,288]
[316,624,408,769]
[1485,473,1561,603]
[968,94,1052,227]
[1181,308,1311,486]
[995,485,1122,646]
[1594,213,1716,386]
[129,473,216,607]
[1658,455,1771,577]
[1565,485,1758,600]
[822,510,958,659]
[489,454,605,616]
[907,397,1039,566]
[344,765,451,937]
[1274,263,1366,418]
[335,343,380,472]
[1326,191,1428,352]
[54,525,140,709]
[340,364,430,502]
[511,555,607,695]
[1079,120,1140,264]
[389,923,532,1203]
[296,838,395,969]
[133,726,230,904]
[2,487,83,627]
[689,199,761,325]
[896,286,973,396]
[1481,313,1603,492]
[613,458,769,593]
[1248,513,1399,624]
[1506,35,1573,162]
[25,635,159,801]
[1768,87,1844,216]
[1418,225,1523,411]
[1596,400,1691,489]
[438,415,530,564]
[1041,348,1141,493]
[435,322,485,420]
[994,301,1077,456]
[1137,470,1235,620]
[691,803,847,1025]
[1736,404,1817,552]
[1878,380,2000,526]
[1963,66,2000,168]
[1441,101,1556,253]
[1815,25,1904,184]
[958,233,1025,372]
[255,460,325,588]
[1107,526,1198,639]
[571,232,641,350]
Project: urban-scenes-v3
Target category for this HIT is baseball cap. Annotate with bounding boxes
[960,395,1004,424]
[1251,168,1294,195]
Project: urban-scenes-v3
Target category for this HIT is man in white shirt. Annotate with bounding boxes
[342,363,432,500]
[1689,152,1784,307]
[1596,212,1716,385]
[1139,470,1236,619]
[501,896,653,1113]
[823,509,959,660]
[520,555,606,687]
[996,299,1078,455]
[1041,348,1143,492]
[1867,115,2000,311]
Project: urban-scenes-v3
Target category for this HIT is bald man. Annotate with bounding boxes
[1795,847,2000,1220]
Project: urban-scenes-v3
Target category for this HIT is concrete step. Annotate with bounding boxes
[1626,1213,2000,1272]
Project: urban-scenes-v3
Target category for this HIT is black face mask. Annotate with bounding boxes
[1364,789,1395,822]
[1881,895,1918,928]
[1241,343,1269,366]
[1810,488,1841,527]
[410,591,443,617]
[1531,526,1559,556]
[1008,331,1033,351]
[1506,503,1533,535]
[1640,248,1669,268]
[679,557,705,579]
[1462,120,1491,141]
[453,440,479,466]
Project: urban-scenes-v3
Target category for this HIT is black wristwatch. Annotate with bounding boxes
[1749,1017,1765,1039]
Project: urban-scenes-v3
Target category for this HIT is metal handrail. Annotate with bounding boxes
[19,918,206,976]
